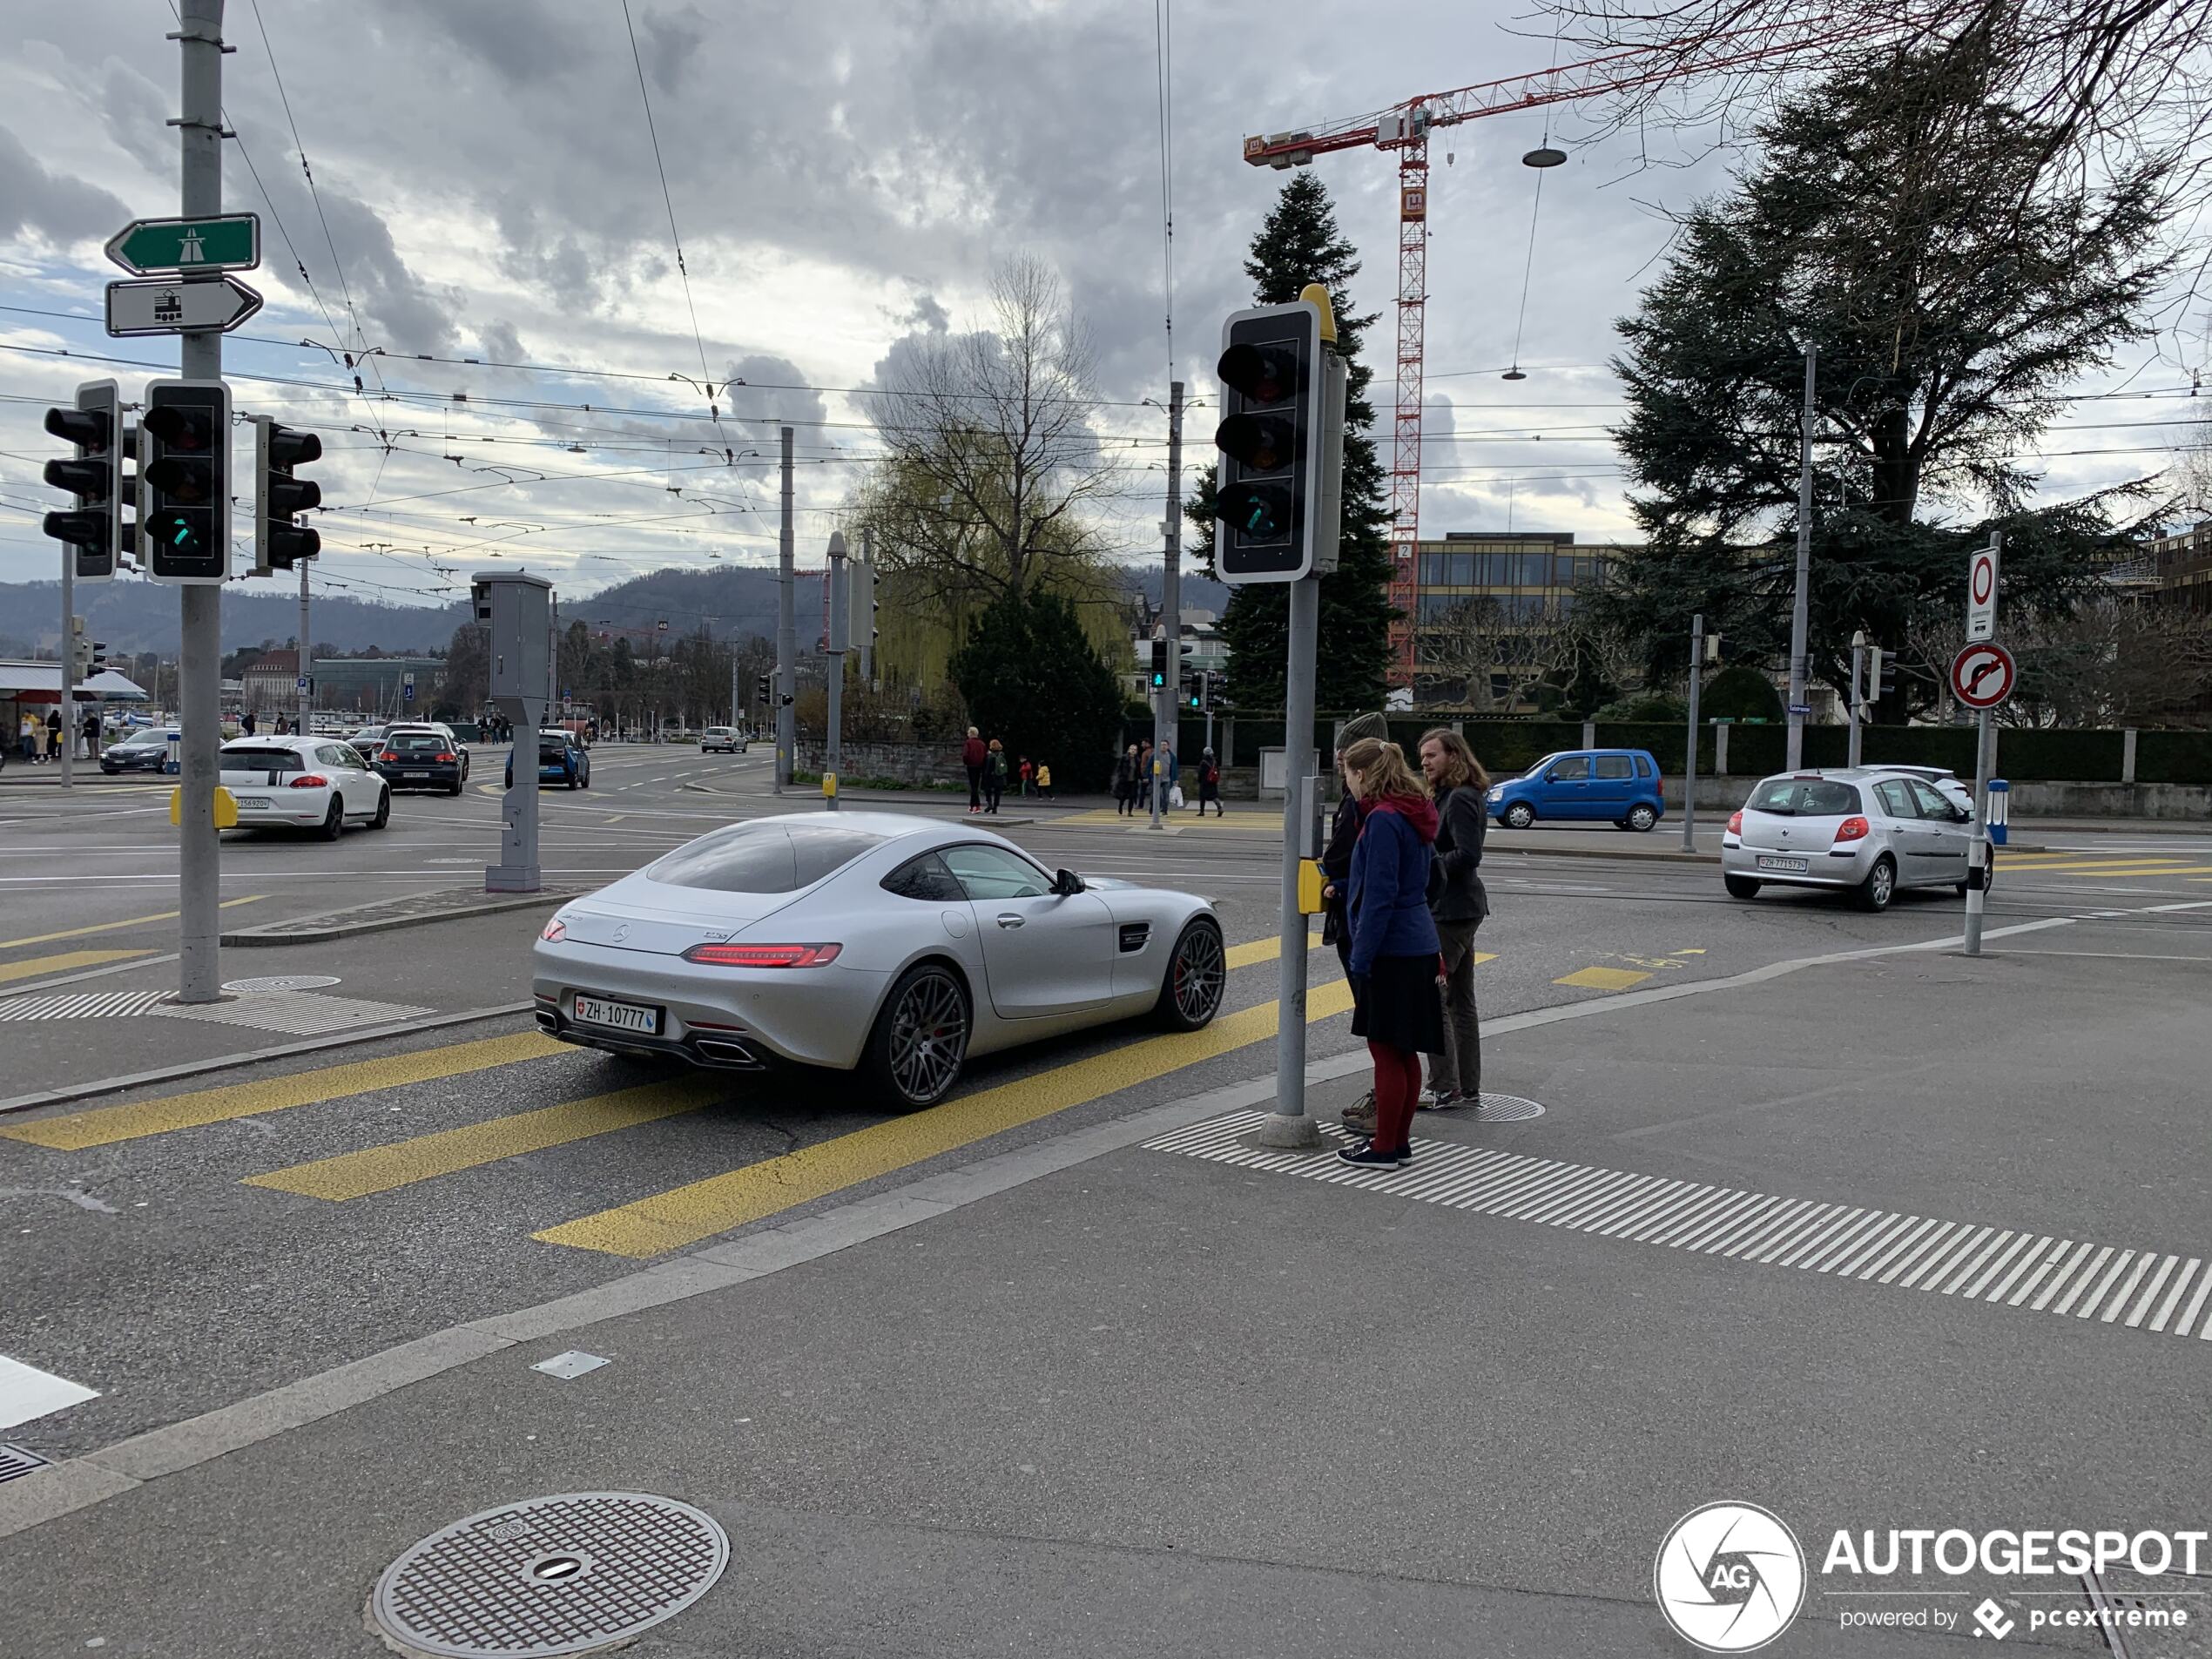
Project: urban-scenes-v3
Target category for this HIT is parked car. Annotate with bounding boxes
[507,729,591,790]
[370,728,468,795]
[532,813,1224,1107]
[1720,767,1985,912]
[700,725,747,754]
[1487,748,1666,832]
[100,726,179,774]
[218,736,390,838]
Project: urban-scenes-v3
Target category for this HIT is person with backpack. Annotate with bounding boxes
[1417,727,1491,1109]
[962,726,988,814]
[1335,736,1445,1168]
[1193,748,1223,816]
[983,738,1008,814]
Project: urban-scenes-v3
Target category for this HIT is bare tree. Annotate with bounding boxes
[862,256,1120,607]
[2004,597,2212,726]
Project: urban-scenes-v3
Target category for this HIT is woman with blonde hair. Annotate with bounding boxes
[1338,737,1446,1168]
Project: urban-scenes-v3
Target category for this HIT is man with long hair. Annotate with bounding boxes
[1418,727,1491,1108]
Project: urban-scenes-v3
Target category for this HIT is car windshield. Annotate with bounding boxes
[223,746,305,772]
[645,820,890,894]
[1749,779,1860,817]
[119,731,170,748]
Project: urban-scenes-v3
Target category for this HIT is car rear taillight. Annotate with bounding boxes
[540,918,566,942]
[682,941,842,968]
[435,752,455,763]
[381,751,399,762]
[288,773,329,789]
[1727,810,1743,835]
[1835,815,1871,843]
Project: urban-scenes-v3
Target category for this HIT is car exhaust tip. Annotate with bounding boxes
[534,1009,560,1034]
[693,1037,765,1069]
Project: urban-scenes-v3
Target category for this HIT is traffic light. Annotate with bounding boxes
[1214,299,1325,583]
[41,379,125,582]
[757,673,772,705]
[848,559,878,644]
[69,617,91,677]
[1150,637,1170,691]
[1876,649,1899,698]
[250,415,322,573]
[91,638,109,676]
[1184,673,1202,710]
[140,379,232,584]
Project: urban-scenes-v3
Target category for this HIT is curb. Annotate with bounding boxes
[220,889,578,946]
[0,1001,536,1116]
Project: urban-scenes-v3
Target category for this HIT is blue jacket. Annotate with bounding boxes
[1348,797,1441,977]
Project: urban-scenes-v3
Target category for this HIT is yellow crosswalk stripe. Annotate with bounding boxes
[2006,861,2212,877]
[0,948,152,986]
[534,978,1359,1258]
[1224,933,1325,969]
[1,1031,564,1151]
[1554,965,1651,993]
[0,895,265,952]
[246,1076,724,1201]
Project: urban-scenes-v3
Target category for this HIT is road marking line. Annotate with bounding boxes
[0,1353,99,1430]
[245,1077,725,1201]
[1153,1113,2211,1348]
[0,1032,564,1151]
[0,895,265,952]
[0,949,152,987]
[533,979,1359,1258]
[1553,965,1651,993]
[1223,934,1326,970]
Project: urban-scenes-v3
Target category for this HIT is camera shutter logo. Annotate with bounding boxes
[1653,1501,1806,1652]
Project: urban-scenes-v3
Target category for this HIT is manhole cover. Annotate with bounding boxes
[0,1443,51,1484]
[221,974,341,994]
[1470,1093,1546,1123]
[372,1492,728,1658]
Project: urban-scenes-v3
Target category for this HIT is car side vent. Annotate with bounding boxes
[1118,922,1150,954]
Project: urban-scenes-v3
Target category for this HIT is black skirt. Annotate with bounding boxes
[1350,951,1447,1053]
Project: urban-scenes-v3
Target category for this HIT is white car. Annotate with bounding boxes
[700,725,747,753]
[1867,765,1974,817]
[219,736,390,837]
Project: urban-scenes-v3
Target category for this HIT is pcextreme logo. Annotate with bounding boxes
[1654,1501,1809,1653]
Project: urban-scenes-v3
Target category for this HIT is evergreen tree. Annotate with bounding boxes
[949,589,1124,792]
[1187,174,1394,713]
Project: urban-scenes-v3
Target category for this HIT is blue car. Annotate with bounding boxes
[507,730,591,791]
[1487,748,1664,833]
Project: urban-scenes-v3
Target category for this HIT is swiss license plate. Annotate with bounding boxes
[405,771,429,779]
[573,995,659,1035]
[234,796,272,811]
[1757,855,1809,873]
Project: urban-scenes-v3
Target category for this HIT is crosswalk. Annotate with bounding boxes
[2000,852,2212,880]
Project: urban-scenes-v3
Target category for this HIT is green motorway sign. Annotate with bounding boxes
[105,213,260,275]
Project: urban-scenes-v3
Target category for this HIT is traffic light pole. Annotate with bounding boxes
[1149,380,1184,829]
[824,529,847,812]
[297,557,312,737]
[775,425,794,794]
[1785,343,1816,772]
[58,544,74,792]
[175,0,225,1004]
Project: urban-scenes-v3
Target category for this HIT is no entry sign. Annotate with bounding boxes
[1951,642,2016,710]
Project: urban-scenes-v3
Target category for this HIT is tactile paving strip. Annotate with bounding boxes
[372,1492,728,1658]
[0,991,172,1022]
[1149,1110,2211,1347]
[149,991,430,1035]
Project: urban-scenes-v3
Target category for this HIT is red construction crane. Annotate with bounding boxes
[1242,15,1900,681]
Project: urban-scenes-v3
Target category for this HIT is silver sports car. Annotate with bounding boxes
[531,812,1226,1108]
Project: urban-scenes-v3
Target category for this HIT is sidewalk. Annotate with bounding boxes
[3,929,2201,1655]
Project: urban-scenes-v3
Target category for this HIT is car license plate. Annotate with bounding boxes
[234,796,272,811]
[1757,855,1808,873]
[573,995,659,1035]
[405,771,428,779]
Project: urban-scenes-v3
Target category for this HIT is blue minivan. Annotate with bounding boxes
[1487,748,1665,832]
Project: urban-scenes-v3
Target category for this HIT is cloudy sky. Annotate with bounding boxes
[0,0,2199,621]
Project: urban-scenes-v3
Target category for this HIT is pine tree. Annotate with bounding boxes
[1187,174,1394,713]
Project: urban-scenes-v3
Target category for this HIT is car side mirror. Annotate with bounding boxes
[1054,868,1085,896]
[1952,806,1972,823]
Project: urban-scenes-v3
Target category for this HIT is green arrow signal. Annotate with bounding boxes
[105,214,260,275]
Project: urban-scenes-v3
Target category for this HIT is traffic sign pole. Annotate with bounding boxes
[1963,532,2003,958]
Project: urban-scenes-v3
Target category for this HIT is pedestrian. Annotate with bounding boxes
[984,738,1008,814]
[1035,759,1053,801]
[1162,741,1180,810]
[18,711,37,763]
[963,725,988,814]
[1417,727,1490,1110]
[1323,711,1391,1136]
[1136,738,1154,811]
[241,709,256,737]
[1114,743,1141,816]
[1018,755,1034,798]
[45,706,63,761]
[1195,747,1223,816]
[1336,736,1445,1169]
[82,707,102,762]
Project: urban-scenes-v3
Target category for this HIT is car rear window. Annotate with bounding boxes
[646,821,889,893]
[1750,779,1860,816]
[223,746,304,772]
[390,733,445,753]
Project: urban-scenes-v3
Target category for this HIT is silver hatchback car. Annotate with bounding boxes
[1721,768,1983,912]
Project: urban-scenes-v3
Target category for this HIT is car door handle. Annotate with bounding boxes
[995,913,1025,929]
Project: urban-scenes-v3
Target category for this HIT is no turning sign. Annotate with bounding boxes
[1951,642,2016,710]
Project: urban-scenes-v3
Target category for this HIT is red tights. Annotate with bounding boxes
[1367,1042,1422,1155]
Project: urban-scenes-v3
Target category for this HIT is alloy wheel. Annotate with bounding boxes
[889,973,967,1104]
[1172,925,1225,1023]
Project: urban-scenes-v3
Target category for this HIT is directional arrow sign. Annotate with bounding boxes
[105,275,263,337]
[1951,642,2016,710]
[105,213,260,275]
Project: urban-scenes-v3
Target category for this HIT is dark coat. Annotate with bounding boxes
[1347,796,1442,978]
[1431,780,1491,924]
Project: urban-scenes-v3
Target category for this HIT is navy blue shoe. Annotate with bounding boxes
[1336,1141,1409,1169]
